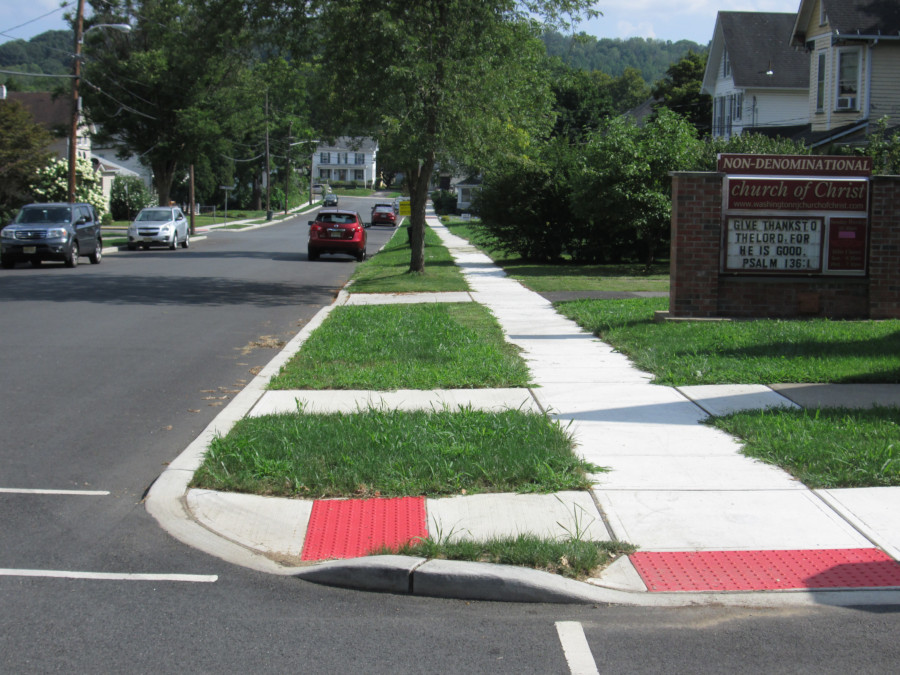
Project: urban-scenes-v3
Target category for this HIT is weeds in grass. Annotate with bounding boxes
[191,407,601,498]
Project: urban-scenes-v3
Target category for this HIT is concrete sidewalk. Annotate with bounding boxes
[145,209,900,606]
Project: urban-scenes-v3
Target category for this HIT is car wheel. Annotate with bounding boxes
[169,234,177,250]
[308,248,319,261]
[89,240,102,264]
[65,240,79,268]
[141,242,149,250]
[127,243,137,251]
[181,232,190,249]
[1,256,14,269]
[356,248,367,262]
[30,259,42,267]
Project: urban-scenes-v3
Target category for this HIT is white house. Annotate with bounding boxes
[311,137,378,188]
[790,0,900,147]
[702,12,810,140]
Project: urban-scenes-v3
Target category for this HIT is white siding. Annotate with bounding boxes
[870,43,900,123]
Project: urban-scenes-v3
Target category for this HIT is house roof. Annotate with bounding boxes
[793,0,900,45]
[5,91,70,133]
[317,136,378,153]
[704,12,809,94]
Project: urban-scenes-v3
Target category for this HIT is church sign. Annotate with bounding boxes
[718,154,871,275]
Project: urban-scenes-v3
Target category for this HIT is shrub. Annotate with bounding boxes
[109,175,155,220]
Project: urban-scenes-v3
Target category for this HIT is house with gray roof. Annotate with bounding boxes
[311,137,378,189]
[702,11,810,140]
[790,0,900,147]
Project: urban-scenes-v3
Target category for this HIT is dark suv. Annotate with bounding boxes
[1,203,102,268]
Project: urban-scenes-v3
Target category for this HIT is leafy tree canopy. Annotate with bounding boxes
[0,30,73,92]
[313,0,596,272]
[651,50,711,134]
[0,99,54,221]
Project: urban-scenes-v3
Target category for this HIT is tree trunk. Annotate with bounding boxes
[152,159,177,206]
[406,153,434,274]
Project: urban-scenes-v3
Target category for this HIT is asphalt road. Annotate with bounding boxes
[1,197,899,672]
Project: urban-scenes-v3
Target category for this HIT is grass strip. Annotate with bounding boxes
[191,408,600,498]
[556,297,900,385]
[349,223,469,293]
[378,535,635,580]
[269,303,531,390]
[443,220,669,293]
[708,406,900,488]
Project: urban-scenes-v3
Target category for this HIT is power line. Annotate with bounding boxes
[0,2,73,42]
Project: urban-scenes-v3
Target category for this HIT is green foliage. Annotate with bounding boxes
[29,156,107,217]
[82,0,258,205]
[651,50,711,134]
[477,137,578,262]
[0,99,53,221]
[541,31,707,84]
[109,175,155,220]
[0,30,72,92]
[696,132,810,169]
[430,190,458,215]
[314,0,595,273]
[572,109,700,264]
[861,117,900,175]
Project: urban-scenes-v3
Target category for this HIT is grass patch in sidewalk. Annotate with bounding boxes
[708,407,900,488]
[191,408,599,498]
[269,303,531,390]
[556,297,900,385]
[349,223,468,294]
[443,221,669,293]
[379,535,635,580]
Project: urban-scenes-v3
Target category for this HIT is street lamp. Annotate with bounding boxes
[68,0,131,202]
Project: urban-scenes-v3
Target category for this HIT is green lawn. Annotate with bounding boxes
[192,408,597,498]
[348,223,469,293]
[443,219,669,293]
[269,303,532,390]
[556,297,900,385]
[709,407,900,488]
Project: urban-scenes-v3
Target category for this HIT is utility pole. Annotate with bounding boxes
[68,0,85,203]
[265,90,271,220]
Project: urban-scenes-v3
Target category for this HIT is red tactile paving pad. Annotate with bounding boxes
[301,496,427,561]
[630,549,900,592]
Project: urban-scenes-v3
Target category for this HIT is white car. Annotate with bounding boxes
[127,207,190,250]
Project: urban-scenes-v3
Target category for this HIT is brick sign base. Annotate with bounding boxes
[669,173,900,319]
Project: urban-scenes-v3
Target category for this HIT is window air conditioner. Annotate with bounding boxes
[837,96,856,110]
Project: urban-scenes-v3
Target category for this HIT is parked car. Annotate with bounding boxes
[323,192,339,207]
[371,203,398,226]
[127,206,189,250]
[1,202,102,268]
[307,209,368,261]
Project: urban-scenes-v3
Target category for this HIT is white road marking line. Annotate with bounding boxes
[556,621,600,675]
[0,569,217,583]
[0,488,110,496]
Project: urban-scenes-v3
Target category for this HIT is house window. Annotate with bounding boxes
[836,48,860,111]
[339,152,348,164]
[355,153,365,165]
[354,169,364,181]
[714,96,726,136]
[732,93,743,121]
[320,152,331,164]
[319,168,331,180]
[816,52,826,111]
[723,48,731,77]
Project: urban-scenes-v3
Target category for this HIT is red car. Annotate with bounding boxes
[371,203,398,226]
[307,209,368,261]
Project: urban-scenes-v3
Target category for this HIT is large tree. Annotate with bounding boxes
[81,0,256,205]
[651,50,711,135]
[314,0,596,273]
[0,99,53,221]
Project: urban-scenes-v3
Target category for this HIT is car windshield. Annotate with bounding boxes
[136,209,173,222]
[317,213,356,225]
[16,207,71,224]
[374,206,392,213]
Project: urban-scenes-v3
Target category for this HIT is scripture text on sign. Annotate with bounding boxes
[724,217,823,272]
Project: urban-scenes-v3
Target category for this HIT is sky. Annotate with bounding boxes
[1,0,803,47]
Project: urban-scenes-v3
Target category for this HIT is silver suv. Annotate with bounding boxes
[1,203,102,268]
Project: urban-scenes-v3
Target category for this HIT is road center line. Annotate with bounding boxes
[0,569,217,583]
[556,621,600,675]
[0,488,110,496]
